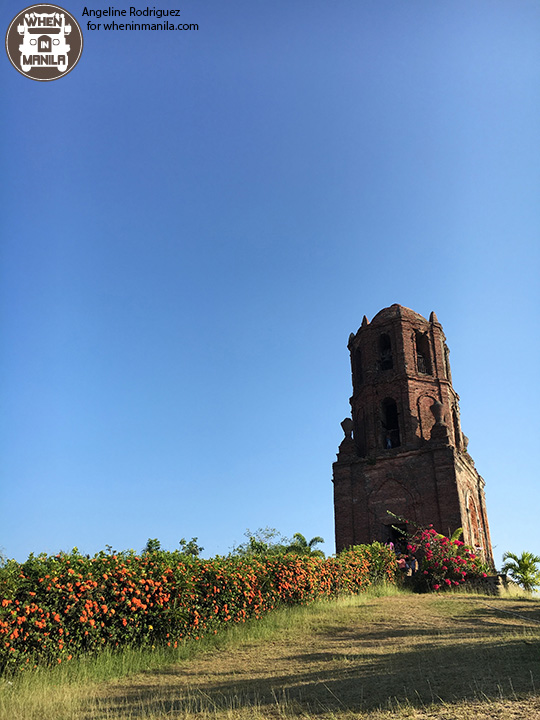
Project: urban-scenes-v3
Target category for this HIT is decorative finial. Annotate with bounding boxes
[361,315,369,327]
[429,311,440,324]
[429,400,450,443]
[430,400,445,425]
[347,333,355,349]
[341,418,354,438]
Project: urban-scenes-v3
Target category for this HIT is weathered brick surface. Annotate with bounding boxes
[333,305,493,565]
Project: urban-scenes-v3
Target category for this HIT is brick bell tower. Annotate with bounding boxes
[332,304,493,565]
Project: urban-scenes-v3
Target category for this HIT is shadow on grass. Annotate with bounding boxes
[466,600,540,626]
[89,622,540,717]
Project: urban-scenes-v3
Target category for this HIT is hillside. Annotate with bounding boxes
[2,591,540,719]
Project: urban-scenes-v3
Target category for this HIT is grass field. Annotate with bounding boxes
[2,587,540,720]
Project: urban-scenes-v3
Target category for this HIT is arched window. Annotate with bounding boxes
[414,331,432,375]
[466,495,481,550]
[354,412,367,458]
[353,347,363,389]
[452,408,461,450]
[382,398,401,449]
[379,334,393,371]
[443,344,452,381]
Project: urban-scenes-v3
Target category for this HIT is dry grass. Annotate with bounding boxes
[2,591,540,720]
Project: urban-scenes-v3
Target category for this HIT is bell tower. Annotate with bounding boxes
[332,304,493,565]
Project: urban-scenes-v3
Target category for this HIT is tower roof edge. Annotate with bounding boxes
[370,304,428,325]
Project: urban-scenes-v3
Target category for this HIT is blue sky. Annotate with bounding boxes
[2,0,539,569]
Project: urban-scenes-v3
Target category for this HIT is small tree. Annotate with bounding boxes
[231,527,289,556]
[143,538,161,554]
[501,551,540,593]
[386,513,491,592]
[406,527,490,591]
[285,533,325,558]
[179,537,203,557]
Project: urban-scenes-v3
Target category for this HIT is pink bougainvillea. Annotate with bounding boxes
[404,525,491,592]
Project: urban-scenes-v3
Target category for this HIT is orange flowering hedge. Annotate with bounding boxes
[0,543,396,672]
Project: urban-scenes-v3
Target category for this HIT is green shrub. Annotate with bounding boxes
[0,542,396,673]
[405,526,491,592]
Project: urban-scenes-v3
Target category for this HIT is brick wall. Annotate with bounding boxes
[333,305,493,566]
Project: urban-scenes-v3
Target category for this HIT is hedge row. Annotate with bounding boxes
[0,543,396,672]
